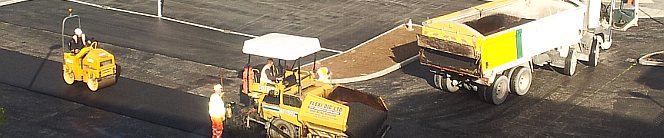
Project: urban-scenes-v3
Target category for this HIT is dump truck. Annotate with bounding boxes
[61,9,117,91]
[416,0,638,104]
[240,33,390,138]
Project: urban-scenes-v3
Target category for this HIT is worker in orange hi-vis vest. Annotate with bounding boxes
[209,84,226,138]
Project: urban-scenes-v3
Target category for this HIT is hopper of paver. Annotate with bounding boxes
[299,86,388,138]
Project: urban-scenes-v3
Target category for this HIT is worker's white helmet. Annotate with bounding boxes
[74,28,83,35]
[213,84,223,92]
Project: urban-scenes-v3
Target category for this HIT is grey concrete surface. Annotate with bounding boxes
[637,0,664,18]
[78,0,484,52]
[0,83,201,137]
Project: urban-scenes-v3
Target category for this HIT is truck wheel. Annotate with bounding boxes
[441,76,459,93]
[63,68,75,85]
[268,119,295,138]
[433,73,442,90]
[87,75,99,92]
[588,36,600,67]
[483,75,509,105]
[509,67,531,96]
[564,48,577,76]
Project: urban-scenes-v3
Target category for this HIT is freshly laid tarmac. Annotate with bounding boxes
[0,49,211,136]
[0,83,199,137]
[0,0,253,70]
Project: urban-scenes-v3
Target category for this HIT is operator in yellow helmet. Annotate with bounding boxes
[315,66,332,83]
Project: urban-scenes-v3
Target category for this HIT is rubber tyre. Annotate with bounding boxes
[433,73,442,90]
[564,48,577,76]
[477,85,489,102]
[600,30,612,50]
[509,67,532,96]
[588,36,600,67]
[484,75,509,105]
[87,75,99,92]
[441,76,460,93]
[63,68,75,85]
[268,119,295,138]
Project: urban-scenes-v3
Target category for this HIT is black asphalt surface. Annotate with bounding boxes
[2,0,664,137]
[0,49,211,136]
[0,0,249,70]
[0,83,200,137]
[0,0,337,70]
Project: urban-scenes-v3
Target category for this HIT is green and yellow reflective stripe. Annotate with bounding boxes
[516,29,523,59]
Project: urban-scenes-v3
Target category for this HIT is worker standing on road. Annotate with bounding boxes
[209,84,226,138]
[260,58,277,83]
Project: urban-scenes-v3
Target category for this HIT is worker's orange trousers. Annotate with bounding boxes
[211,117,224,138]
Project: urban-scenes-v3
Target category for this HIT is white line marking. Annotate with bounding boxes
[330,55,420,84]
[304,24,406,66]
[0,0,26,6]
[67,0,345,53]
[321,48,343,53]
[69,0,258,38]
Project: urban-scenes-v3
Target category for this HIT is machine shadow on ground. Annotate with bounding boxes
[28,44,61,88]
[636,67,664,90]
[635,66,664,128]
[389,41,420,63]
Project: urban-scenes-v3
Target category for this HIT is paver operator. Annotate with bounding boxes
[260,58,277,83]
[209,84,226,138]
[316,66,332,83]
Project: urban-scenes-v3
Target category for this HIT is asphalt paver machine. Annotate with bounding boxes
[239,33,390,138]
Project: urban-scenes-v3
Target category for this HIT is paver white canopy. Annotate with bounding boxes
[243,33,322,60]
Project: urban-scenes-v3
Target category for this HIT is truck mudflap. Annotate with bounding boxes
[327,86,388,138]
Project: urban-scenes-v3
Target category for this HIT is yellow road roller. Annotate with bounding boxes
[61,9,117,91]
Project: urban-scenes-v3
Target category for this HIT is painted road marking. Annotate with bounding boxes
[0,0,25,7]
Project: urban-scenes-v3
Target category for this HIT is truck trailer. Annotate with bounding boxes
[416,0,638,104]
